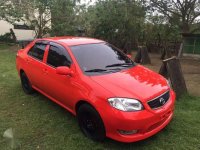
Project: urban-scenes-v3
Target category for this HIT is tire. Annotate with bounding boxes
[20,72,34,94]
[77,104,106,141]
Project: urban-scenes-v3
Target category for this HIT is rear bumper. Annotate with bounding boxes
[100,90,176,143]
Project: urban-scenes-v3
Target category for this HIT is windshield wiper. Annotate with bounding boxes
[106,63,133,68]
[85,69,108,72]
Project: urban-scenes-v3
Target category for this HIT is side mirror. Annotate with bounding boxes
[56,66,73,76]
[127,54,132,59]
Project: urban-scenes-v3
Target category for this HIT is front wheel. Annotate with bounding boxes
[20,72,34,94]
[77,104,106,141]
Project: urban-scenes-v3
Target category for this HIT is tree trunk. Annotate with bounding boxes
[181,22,190,33]
[134,46,151,64]
[9,28,17,42]
[178,43,183,58]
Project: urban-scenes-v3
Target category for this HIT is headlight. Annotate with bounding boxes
[108,98,143,112]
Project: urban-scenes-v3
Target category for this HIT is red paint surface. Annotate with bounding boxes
[16,37,176,142]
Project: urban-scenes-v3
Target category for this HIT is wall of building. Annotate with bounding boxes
[0,20,35,41]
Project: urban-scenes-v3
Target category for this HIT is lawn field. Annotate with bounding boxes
[0,44,200,150]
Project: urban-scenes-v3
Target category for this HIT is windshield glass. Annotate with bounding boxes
[70,43,135,75]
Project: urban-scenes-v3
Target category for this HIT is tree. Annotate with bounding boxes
[145,14,181,50]
[0,0,51,38]
[24,0,51,38]
[50,0,80,36]
[82,0,146,52]
[36,0,82,37]
[0,0,23,23]
[150,0,200,33]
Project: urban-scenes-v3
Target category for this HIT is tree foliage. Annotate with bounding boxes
[82,0,146,52]
[50,0,80,36]
[150,0,200,33]
[0,0,23,22]
[0,0,200,51]
[145,15,181,48]
[0,0,51,38]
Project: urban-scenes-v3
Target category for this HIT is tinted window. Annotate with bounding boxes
[47,45,71,67]
[28,43,46,61]
[71,43,134,75]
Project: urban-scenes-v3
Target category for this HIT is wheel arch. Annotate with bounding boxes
[19,69,33,86]
[20,69,25,75]
[75,100,96,115]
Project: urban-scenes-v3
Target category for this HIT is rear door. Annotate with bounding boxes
[26,41,48,89]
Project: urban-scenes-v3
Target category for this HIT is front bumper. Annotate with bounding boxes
[100,90,176,143]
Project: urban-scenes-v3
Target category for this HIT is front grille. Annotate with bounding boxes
[147,91,170,109]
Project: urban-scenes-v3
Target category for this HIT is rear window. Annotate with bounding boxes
[28,43,46,61]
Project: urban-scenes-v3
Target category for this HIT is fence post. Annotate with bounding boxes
[134,46,151,64]
[159,57,187,98]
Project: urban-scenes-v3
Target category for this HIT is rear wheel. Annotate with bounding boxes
[20,72,34,94]
[77,104,106,141]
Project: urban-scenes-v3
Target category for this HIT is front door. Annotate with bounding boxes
[42,42,75,108]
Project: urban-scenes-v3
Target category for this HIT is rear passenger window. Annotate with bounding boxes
[47,45,71,67]
[28,43,46,61]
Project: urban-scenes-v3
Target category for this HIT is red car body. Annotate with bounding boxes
[16,37,176,143]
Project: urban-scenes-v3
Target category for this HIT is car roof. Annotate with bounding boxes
[41,36,104,46]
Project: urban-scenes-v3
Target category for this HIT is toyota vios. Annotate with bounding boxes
[16,37,176,143]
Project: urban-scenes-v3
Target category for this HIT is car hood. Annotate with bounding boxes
[90,65,169,102]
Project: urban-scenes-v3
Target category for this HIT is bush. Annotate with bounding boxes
[0,32,15,43]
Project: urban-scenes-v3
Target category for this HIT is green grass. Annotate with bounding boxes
[0,43,12,50]
[0,45,200,150]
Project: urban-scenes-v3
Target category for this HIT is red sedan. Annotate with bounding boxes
[16,37,176,143]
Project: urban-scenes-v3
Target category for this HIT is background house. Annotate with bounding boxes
[0,20,35,41]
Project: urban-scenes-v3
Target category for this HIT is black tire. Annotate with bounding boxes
[77,104,106,141]
[20,72,34,94]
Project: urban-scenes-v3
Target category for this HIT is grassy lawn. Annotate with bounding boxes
[0,44,200,150]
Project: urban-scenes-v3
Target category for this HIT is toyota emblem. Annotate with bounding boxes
[159,97,166,105]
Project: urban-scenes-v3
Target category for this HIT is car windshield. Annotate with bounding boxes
[70,43,135,75]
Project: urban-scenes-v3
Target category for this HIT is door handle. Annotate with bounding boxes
[42,68,48,75]
[26,58,31,64]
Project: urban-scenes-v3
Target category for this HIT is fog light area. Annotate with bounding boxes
[118,129,138,135]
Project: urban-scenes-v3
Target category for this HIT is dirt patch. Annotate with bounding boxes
[131,52,200,97]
